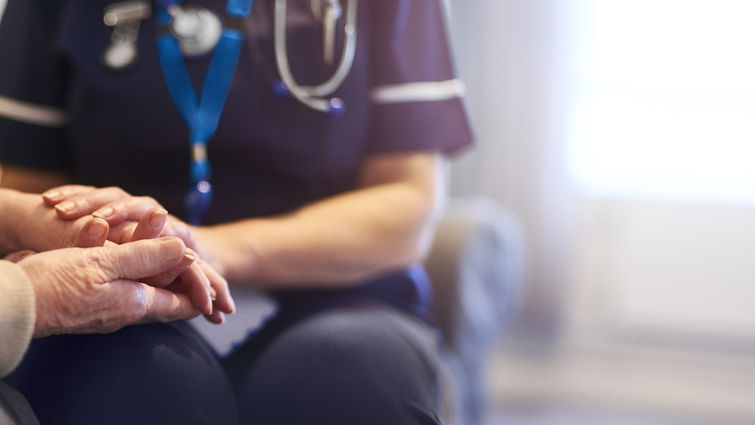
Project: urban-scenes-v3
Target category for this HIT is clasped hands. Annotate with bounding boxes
[8,185,234,337]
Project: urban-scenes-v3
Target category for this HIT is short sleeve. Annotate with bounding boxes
[0,0,72,172]
[366,0,473,155]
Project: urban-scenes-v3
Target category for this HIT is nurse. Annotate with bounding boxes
[0,0,473,424]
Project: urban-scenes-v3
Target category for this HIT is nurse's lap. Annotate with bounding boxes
[224,299,444,425]
[6,299,442,425]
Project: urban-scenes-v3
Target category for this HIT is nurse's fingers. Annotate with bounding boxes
[41,185,97,206]
[165,262,213,316]
[160,217,201,253]
[107,210,177,246]
[52,186,134,220]
[138,284,200,324]
[141,249,197,287]
[73,217,110,248]
[91,196,162,225]
[203,309,225,325]
[198,259,235,314]
[130,208,168,241]
[108,221,139,245]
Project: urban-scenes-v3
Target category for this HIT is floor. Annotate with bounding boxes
[488,403,755,425]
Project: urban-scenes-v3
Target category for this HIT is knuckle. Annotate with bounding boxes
[121,282,148,322]
[60,185,83,195]
[84,249,118,279]
[136,196,160,208]
[106,186,128,197]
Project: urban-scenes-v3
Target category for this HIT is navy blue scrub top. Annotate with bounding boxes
[0,0,473,311]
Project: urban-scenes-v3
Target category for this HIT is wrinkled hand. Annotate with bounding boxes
[42,185,235,323]
[19,237,202,338]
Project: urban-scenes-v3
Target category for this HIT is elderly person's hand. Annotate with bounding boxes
[0,188,226,322]
[41,185,235,322]
[15,237,202,337]
[43,185,201,250]
[0,189,110,253]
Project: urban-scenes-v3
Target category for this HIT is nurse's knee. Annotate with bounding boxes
[239,307,442,425]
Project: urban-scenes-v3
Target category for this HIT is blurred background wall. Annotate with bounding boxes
[444,0,755,424]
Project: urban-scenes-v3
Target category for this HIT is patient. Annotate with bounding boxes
[0,188,237,424]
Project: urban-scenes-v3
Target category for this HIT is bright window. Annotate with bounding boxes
[567,0,755,205]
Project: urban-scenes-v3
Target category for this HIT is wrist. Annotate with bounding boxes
[192,223,258,283]
[0,189,27,254]
[17,259,59,339]
[190,225,229,276]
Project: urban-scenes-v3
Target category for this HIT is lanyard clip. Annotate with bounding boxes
[104,1,152,26]
[186,143,213,224]
[102,1,152,71]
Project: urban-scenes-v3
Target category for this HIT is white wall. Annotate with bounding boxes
[446,1,755,420]
[447,0,576,336]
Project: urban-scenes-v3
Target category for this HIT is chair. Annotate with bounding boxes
[426,198,524,425]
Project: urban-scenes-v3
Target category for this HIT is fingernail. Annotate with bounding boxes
[43,190,62,202]
[183,249,197,262]
[209,287,217,300]
[56,201,75,214]
[150,209,168,228]
[93,206,115,220]
[160,238,184,261]
[85,219,108,239]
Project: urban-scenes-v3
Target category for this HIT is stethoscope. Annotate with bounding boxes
[101,0,358,223]
[273,0,358,114]
[101,0,358,114]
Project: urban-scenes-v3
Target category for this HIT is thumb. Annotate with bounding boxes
[74,216,109,248]
[91,237,188,281]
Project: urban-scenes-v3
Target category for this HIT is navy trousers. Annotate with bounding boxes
[6,291,442,425]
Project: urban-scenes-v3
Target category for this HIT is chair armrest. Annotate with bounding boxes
[426,197,524,348]
[424,197,524,425]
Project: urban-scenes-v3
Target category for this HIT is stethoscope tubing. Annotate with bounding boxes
[273,0,358,113]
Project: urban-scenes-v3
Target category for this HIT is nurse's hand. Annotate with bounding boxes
[41,185,235,321]
[16,237,202,337]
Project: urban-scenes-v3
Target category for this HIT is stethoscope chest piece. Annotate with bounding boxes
[169,5,223,57]
[103,40,138,71]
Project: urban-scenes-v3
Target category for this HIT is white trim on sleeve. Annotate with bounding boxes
[0,95,68,127]
[370,79,466,105]
[0,0,7,26]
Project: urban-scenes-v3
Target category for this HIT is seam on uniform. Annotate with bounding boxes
[370,79,466,105]
[0,95,68,127]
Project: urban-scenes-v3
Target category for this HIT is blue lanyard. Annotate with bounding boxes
[156,0,253,224]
